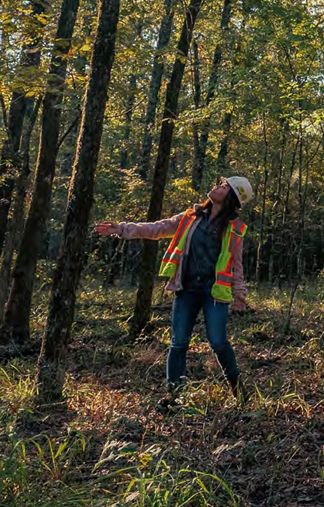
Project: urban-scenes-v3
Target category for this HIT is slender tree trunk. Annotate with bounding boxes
[0,96,27,253]
[297,114,304,278]
[129,0,203,338]
[119,19,143,169]
[256,114,268,285]
[191,38,202,189]
[120,73,137,169]
[138,0,175,179]
[268,122,286,284]
[215,111,232,173]
[285,111,315,331]
[0,0,46,254]
[285,120,304,332]
[195,0,232,188]
[283,136,299,226]
[1,0,80,345]
[0,96,42,322]
[36,0,120,401]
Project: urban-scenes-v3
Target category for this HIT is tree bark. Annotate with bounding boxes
[36,0,120,401]
[120,73,137,169]
[191,38,202,189]
[283,136,299,226]
[268,121,286,284]
[119,19,143,170]
[129,0,203,338]
[138,0,175,179]
[195,0,232,188]
[215,111,232,173]
[1,0,80,345]
[256,113,268,285]
[0,0,47,254]
[0,96,42,322]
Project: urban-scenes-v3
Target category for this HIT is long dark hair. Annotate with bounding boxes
[188,188,240,241]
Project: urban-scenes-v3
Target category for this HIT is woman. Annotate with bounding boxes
[95,176,253,406]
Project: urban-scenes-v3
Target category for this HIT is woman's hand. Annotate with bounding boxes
[233,293,247,312]
[93,221,121,236]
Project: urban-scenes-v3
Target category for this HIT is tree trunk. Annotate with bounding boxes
[0,96,42,322]
[0,95,27,253]
[120,73,137,169]
[283,135,299,226]
[36,0,120,401]
[191,38,202,190]
[195,0,232,188]
[297,115,304,278]
[119,19,143,170]
[138,0,174,179]
[1,0,80,345]
[129,0,203,338]
[256,114,268,285]
[0,0,46,254]
[268,122,286,284]
[215,111,232,173]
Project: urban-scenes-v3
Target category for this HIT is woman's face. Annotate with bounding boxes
[207,178,230,204]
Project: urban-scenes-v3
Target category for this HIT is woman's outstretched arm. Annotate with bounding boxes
[94,212,184,240]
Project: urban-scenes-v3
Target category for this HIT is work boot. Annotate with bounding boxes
[229,376,250,403]
[156,382,182,414]
[156,394,178,413]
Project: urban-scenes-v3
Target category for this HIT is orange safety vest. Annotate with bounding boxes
[159,211,247,302]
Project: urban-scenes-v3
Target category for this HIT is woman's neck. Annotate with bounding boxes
[209,202,222,221]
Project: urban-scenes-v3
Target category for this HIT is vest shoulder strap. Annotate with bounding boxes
[168,211,194,251]
[231,218,247,237]
[227,219,247,254]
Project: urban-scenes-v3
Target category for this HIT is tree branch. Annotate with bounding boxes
[57,113,81,151]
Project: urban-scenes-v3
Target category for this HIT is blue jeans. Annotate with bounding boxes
[167,284,239,388]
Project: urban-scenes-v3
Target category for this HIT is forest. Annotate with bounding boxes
[0,0,324,505]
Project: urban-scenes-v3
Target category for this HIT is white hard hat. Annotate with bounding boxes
[225,176,253,207]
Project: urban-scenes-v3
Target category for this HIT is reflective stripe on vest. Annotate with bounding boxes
[212,218,247,302]
[167,213,193,252]
[159,212,195,277]
[216,272,233,286]
[162,249,181,263]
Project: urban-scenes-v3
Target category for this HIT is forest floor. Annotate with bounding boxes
[1,279,324,506]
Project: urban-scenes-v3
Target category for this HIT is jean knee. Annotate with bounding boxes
[169,342,189,352]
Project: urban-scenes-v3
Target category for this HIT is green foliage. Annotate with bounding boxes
[0,364,35,429]
[0,432,237,507]
[1,0,323,283]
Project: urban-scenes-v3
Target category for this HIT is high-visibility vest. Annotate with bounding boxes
[159,211,247,302]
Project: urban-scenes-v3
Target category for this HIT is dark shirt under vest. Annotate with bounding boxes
[182,211,221,289]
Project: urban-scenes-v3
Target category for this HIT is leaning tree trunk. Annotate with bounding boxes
[36,0,120,401]
[0,0,46,254]
[129,0,203,338]
[1,0,80,345]
[138,0,175,179]
[195,0,232,189]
